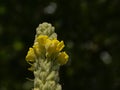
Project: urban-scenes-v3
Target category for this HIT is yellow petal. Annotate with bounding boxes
[45,39,52,50]
[33,42,40,55]
[56,41,64,52]
[52,39,59,46]
[26,48,35,63]
[45,39,58,56]
[57,52,69,65]
[36,35,48,46]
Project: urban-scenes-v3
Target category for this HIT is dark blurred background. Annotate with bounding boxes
[0,0,120,90]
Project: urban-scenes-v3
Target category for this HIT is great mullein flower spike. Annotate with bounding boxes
[26,22,69,90]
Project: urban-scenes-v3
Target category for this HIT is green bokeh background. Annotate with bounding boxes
[1,0,120,90]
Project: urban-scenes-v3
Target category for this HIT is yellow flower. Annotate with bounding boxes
[33,42,40,55]
[57,52,69,65]
[36,35,48,46]
[45,39,65,57]
[45,39,58,53]
[26,47,35,64]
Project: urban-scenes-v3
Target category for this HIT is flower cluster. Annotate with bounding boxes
[26,35,69,67]
[26,23,69,90]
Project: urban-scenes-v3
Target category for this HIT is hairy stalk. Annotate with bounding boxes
[26,22,69,90]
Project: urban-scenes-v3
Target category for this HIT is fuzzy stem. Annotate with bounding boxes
[33,58,61,90]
